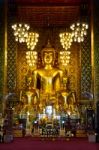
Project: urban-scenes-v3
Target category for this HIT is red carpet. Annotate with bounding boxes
[0,137,99,150]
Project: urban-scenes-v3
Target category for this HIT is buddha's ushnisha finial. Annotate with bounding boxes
[42,39,55,53]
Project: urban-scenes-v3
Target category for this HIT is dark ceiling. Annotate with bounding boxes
[9,0,91,28]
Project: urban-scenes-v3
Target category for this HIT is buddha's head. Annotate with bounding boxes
[42,40,55,66]
[43,51,53,65]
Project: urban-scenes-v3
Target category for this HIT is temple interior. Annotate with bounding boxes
[0,0,99,142]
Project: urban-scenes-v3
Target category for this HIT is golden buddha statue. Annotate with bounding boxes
[33,41,63,94]
[16,41,79,122]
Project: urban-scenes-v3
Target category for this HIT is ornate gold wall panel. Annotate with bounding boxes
[81,34,91,98]
[17,45,28,91]
[68,44,80,101]
[94,0,99,101]
[7,26,17,92]
[7,2,17,93]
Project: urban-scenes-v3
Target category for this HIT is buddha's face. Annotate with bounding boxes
[43,51,54,65]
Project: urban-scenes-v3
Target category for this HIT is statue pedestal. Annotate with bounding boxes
[60,129,65,137]
[25,128,32,136]
[25,113,32,136]
[33,128,40,137]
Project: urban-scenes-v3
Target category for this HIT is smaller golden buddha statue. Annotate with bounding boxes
[66,91,79,118]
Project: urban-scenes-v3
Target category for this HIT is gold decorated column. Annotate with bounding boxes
[90,0,95,101]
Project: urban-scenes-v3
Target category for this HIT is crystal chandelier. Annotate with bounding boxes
[59,50,71,66]
[26,51,38,68]
[12,23,30,43]
[26,32,39,50]
[70,22,88,43]
[59,32,73,50]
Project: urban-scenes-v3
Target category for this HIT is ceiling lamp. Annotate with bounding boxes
[70,22,88,43]
[59,32,73,50]
[26,51,38,68]
[12,23,30,43]
[26,32,39,50]
[59,50,71,66]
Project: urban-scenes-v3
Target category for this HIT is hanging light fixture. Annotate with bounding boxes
[26,51,38,68]
[70,22,88,43]
[59,50,71,66]
[26,32,39,50]
[59,32,73,50]
[12,23,30,43]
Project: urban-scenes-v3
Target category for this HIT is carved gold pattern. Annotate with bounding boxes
[94,1,99,100]
[81,35,91,96]
[7,23,17,92]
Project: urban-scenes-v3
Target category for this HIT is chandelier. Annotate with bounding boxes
[70,22,88,43]
[59,32,73,50]
[26,51,38,68]
[59,50,71,66]
[26,32,39,50]
[12,23,30,43]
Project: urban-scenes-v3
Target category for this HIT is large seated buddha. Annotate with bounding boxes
[33,41,63,95]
